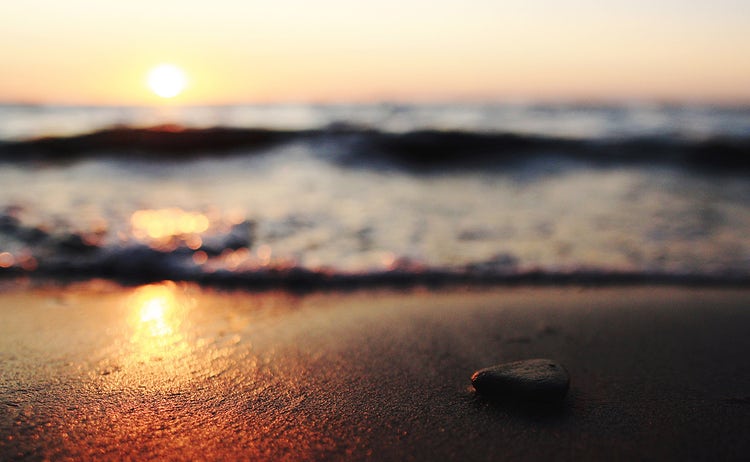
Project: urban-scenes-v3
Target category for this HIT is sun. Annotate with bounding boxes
[147,64,187,98]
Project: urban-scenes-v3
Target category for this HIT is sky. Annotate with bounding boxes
[1,0,749,105]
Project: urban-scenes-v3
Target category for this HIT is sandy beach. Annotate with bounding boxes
[1,283,749,460]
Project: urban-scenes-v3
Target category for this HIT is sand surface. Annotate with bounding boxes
[1,283,749,460]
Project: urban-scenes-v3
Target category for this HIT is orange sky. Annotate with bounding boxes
[1,0,749,105]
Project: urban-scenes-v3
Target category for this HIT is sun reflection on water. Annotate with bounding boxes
[130,208,210,250]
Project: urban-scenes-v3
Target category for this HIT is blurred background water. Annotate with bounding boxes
[0,103,749,285]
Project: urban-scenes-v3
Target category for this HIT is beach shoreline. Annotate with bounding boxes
[2,283,749,460]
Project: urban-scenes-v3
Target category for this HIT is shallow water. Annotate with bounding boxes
[0,103,749,285]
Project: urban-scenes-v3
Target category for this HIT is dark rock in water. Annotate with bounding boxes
[57,233,100,252]
[228,220,255,249]
[200,220,255,255]
[471,359,569,401]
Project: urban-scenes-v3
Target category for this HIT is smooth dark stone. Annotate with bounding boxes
[471,359,570,401]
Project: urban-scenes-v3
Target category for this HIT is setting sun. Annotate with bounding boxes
[147,64,187,98]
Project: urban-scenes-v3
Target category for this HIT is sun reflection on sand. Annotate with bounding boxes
[2,284,375,458]
[127,282,191,362]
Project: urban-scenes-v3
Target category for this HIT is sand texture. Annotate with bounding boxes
[1,284,750,460]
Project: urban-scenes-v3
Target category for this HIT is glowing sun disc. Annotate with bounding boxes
[148,64,187,98]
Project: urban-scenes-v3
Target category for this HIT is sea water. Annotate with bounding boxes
[0,103,749,286]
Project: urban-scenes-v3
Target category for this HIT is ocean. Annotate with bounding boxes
[0,103,749,287]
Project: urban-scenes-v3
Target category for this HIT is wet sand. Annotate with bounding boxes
[1,283,749,460]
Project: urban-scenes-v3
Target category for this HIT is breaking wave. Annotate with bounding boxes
[1,125,749,171]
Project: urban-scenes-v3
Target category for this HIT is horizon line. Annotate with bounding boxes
[2,97,750,109]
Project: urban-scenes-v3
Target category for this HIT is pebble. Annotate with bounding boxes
[471,359,570,401]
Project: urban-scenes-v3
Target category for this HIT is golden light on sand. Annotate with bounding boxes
[131,283,181,337]
[147,64,187,98]
[126,282,194,376]
[140,293,167,323]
